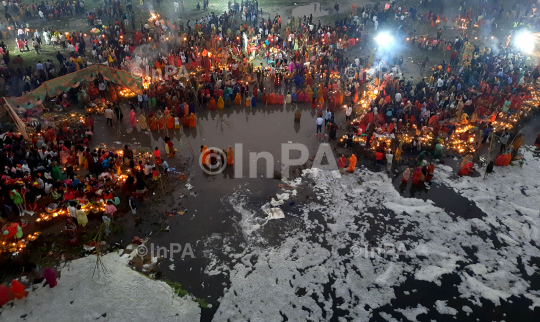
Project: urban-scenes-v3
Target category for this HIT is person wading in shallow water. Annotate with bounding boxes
[227,146,234,165]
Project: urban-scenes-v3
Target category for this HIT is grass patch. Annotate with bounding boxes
[165,280,211,309]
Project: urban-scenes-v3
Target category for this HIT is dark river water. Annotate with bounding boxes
[87,99,540,321]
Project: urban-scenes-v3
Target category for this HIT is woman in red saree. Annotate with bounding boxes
[278,94,284,104]
[298,90,304,102]
[10,280,26,299]
[44,267,57,288]
[304,89,312,103]
[0,285,9,306]
[426,163,435,181]
[411,167,424,186]
[129,108,137,127]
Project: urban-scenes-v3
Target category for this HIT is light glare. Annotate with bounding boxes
[375,32,393,47]
[514,32,535,53]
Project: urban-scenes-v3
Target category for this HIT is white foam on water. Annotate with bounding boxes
[524,292,540,310]
[436,146,540,307]
[395,304,429,321]
[0,253,200,321]
[205,147,540,320]
[379,311,400,322]
[435,300,458,315]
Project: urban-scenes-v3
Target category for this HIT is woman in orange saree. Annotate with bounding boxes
[201,145,210,166]
[348,154,357,172]
[149,116,158,131]
[182,114,190,127]
[157,115,165,130]
[109,84,118,102]
[189,113,197,127]
[166,115,174,129]
[227,146,234,165]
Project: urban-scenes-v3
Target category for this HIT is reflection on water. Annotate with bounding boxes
[291,2,328,18]
[146,103,337,177]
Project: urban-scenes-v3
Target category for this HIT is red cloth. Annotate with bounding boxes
[10,280,26,299]
[0,285,9,306]
[458,162,473,176]
[412,167,423,185]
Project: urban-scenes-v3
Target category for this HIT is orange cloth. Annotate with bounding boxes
[348,154,357,172]
[227,147,234,165]
[166,115,174,129]
[157,116,165,130]
[182,115,190,127]
[149,116,158,131]
[189,113,197,127]
[503,152,512,166]
[201,146,209,166]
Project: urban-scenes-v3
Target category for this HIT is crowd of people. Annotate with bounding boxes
[0,0,537,251]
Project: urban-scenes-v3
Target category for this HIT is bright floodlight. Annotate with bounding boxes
[514,31,535,53]
[375,32,393,47]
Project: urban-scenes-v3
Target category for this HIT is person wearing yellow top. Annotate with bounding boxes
[76,205,88,227]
